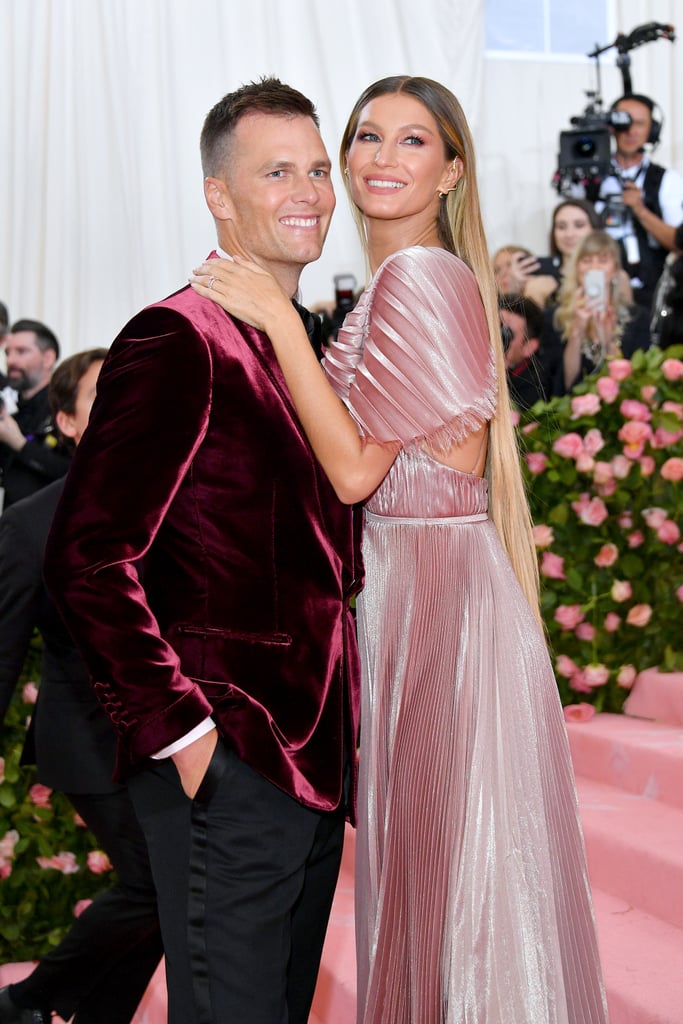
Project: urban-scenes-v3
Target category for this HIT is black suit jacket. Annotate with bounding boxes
[0,477,120,793]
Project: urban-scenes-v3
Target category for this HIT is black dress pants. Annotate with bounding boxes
[128,741,345,1024]
[13,786,162,1023]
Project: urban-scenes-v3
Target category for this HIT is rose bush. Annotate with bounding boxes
[519,345,683,713]
[0,635,113,961]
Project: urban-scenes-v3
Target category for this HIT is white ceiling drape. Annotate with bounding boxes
[0,0,679,358]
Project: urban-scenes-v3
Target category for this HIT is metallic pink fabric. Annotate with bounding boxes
[325,247,609,1023]
[45,267,362,815]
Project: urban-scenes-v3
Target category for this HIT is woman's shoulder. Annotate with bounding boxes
[377,245,471,278]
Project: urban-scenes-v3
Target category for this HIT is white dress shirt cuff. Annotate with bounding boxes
[151,717,216,759]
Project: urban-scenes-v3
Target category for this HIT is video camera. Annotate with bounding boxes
[555,100,630,198]
[552,21,675,198]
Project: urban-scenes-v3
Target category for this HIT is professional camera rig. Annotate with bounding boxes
[553,21,675,197]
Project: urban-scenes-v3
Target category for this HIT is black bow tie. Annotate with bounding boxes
[292,300,324,362]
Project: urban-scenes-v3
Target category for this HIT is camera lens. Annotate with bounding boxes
[573,136,596,158]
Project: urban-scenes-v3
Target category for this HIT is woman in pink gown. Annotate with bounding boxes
[192,76,608,1024]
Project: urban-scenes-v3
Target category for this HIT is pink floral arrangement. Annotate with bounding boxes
[520,346,683,712]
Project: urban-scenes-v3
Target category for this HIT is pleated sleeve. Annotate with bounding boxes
[324,246,497,450]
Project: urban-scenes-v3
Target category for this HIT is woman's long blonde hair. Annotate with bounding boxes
[340,76,540,619]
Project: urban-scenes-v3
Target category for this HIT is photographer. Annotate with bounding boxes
[599,94,683,310]
[541,230,650,392]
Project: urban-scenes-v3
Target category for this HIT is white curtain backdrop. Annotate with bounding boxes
[0,0,680,358]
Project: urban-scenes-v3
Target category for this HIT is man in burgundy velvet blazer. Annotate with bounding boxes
[45,79,362,1024]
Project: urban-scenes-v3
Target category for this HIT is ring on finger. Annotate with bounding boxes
[207,275,215,290]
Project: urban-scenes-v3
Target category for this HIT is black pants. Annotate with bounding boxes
[13,787,162,1023]
[129,741,345,1024]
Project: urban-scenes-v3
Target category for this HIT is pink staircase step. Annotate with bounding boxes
[592,888,683,1024]
[624,669,683,727]
[567,713,683,809]
[575,774,683,930]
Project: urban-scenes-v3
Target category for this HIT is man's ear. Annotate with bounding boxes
[55,409,77,441]
[204,177,234,222]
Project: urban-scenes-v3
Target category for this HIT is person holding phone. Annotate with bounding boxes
[541,229,651,392]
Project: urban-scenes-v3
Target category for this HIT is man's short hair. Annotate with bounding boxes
[200,76,319,179]
[10,318,60,360]
[0,301,9,335]
[498,294,543,340]
[48,348,109,419]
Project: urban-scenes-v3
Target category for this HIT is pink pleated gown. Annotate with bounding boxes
[324,246,609,1024]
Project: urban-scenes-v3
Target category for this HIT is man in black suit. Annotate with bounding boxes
[0,349,162,1024]
[0,320,70,511]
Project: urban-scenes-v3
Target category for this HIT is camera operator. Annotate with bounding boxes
[599,94,683,311]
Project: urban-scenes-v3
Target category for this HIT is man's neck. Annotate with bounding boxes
[616,152,645,172]
[19,382,48,403]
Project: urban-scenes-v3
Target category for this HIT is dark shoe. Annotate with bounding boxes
[0,987,49,1023]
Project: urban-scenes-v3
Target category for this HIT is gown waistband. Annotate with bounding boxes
[364,511,489,526]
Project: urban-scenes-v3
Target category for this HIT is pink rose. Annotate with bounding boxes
[627,531,644,548]
[616,665,637,689]
[604,612,621,632]
[0,863,11,880]
[584,428,606,456]
[0,830,19,860]
[596,477,617,497]
[609,359,633,381]
[521,422,539,435]
[677,586,683,602]
[510,408,520,428]
[611,455,633,480]
[74,899,93,918]
[626,604,653,627]
[532,524,554,548]
[553,432,584,459]
[617,512,634,529]
[73,812,87,828]
[640,385,657,404]
[639,455,656,477]
[578,497,608,527]
[22,681,39,705]
[653,426,683,448]
[661,457,683,482]
[657,520,681,545]
[569,671,593,694]
[592,461,614,485]
[0,757,4,785]
[596,375,620,403]
[29,783,53,809]
[662,358,683,381]
[87,850,113,875]
[611,580,632,602]
[661,401,683,419]
[525,452,549,475]
[575,622,596,641]
[594,542,619,568]
[563,703,596,723]
[643,507,668,529]
[618,420,653,459]
[37,852,80,874]
[576,452,595,473]
[556,654,579,678]
[554,604,585,630]
[620,399,651,422]
[571,393,601,419]
[541,551,566,579]
[584,663,610,688]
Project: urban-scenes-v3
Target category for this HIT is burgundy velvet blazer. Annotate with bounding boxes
[44,273,363,815]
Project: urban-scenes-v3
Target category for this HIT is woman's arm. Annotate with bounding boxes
[191,256,398,504]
